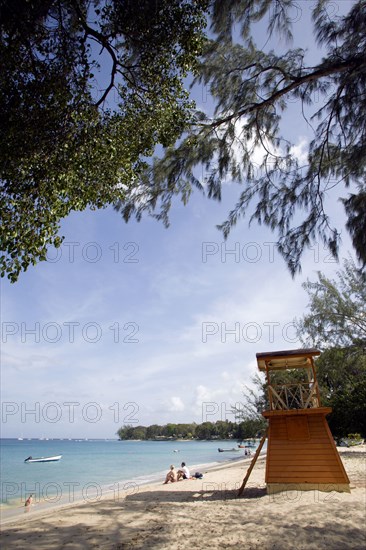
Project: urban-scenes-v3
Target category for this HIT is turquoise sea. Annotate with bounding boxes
[0,438,263,521]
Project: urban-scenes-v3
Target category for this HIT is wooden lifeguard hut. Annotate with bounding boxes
[257,348,350,494]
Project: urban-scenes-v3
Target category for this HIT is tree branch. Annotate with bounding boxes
[202,57,366,130]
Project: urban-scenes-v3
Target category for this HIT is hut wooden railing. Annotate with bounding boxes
[268,382,320,410]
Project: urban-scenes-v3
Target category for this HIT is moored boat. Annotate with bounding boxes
[24,455,62,463]
[218,448,240,452]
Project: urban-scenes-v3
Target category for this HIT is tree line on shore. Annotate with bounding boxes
[117,418,265,441]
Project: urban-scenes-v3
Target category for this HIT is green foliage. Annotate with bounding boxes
[235,417,267,440]
[294,258,366,437]
[315,347,366,438]
[295,258,366,348]
[347,433,362,441]
[117,423,199,441]
[3,1,366,280]
[0,0,208,281]
[116,419,264,440]
[121,0,366,275]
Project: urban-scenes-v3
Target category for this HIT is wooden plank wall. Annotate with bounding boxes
[266,413,350,484]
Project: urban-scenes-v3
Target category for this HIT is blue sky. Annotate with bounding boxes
[1,1,356,438]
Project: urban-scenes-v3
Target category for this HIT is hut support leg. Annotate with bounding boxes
[237,428,268,497]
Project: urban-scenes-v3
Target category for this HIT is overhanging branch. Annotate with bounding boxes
[202,57,366,130]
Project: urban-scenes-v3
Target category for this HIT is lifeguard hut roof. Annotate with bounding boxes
[256,348,320,371]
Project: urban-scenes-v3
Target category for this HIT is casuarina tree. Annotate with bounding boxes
[2,1,366,280]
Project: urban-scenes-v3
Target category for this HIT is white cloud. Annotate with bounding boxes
[167,396,185,412]
[155,396,185,416]
[290,137,309,164]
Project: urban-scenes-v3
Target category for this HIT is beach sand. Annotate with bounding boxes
[0,446,365,549]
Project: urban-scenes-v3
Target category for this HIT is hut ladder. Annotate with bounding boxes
[237,427,268,497]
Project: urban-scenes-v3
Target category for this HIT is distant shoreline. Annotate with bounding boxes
[117,438,257,442]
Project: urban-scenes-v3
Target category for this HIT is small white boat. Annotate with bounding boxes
[24,455,62,463]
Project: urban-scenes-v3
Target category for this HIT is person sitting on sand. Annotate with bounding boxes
[177,462,190,480]
[164,465,177,484]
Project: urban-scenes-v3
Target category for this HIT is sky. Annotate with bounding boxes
[0,1,356,439]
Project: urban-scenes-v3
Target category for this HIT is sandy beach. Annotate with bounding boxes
[1,446,365,549]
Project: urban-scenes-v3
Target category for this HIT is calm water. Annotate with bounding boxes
[0,438,261,519]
